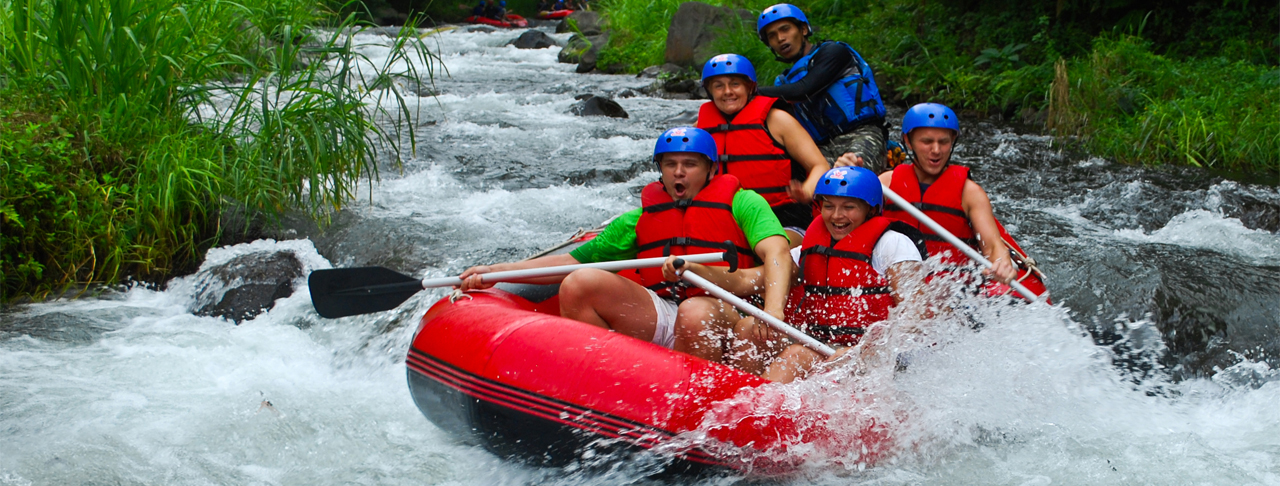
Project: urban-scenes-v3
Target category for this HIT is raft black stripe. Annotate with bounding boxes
[406,347,726,465]
[806,324,866,336]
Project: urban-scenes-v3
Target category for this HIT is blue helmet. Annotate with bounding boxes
[701,54,757,85]
[902,103,960,139]
[815,166,882,209]
[653,127,718,165]
[756,4,810,43]
[499,1,505,5]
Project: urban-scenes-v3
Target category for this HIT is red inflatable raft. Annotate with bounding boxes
[536,9,574,19]
[464,14,529,28]
[404,235,894,475]
[404,217,1049,474]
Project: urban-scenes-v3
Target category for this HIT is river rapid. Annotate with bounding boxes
[2,26,1278,485]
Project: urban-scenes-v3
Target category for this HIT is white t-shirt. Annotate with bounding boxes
[790,230,922,275]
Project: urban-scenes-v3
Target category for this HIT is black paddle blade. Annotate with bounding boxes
[308,267,424,319]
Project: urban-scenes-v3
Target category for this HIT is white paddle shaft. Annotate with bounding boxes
[678,271,836,358]
[422,252,727,288]
[881,185,1040,301]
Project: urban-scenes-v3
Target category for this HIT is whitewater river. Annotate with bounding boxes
[3,25,1278,485]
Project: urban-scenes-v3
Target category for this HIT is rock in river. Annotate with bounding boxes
[569,95,628,118]
[191,251,304,324]
[508,30,557,49]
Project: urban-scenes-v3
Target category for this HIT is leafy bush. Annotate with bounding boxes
[0,0,435,301]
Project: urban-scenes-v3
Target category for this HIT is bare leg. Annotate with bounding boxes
[672,296,739,363]
[558,268,659,342]
[762,343,822,384]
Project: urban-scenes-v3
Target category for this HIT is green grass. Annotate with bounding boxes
[1052,36,1280,173]
[593,0,1278,176]
[0,0,437,301]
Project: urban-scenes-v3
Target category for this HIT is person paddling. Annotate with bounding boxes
[696,53,831,247]
[879,103,1017,285]
[458,127,792,361]
[668,166,926,383]
[755,4,889,173]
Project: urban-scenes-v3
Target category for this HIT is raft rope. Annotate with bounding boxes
[1001,235,1046,284]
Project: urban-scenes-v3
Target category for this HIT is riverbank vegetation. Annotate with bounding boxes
[1,0,434,301]
[594,0,1278,176]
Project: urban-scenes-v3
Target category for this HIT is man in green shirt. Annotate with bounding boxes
[459,127,792,362]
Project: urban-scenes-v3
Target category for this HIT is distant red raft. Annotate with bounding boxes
[464,14,529,28]
[536,9,574,19]
[405,266,894,475]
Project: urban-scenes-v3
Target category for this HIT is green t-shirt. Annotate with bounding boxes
[569,189,785,264]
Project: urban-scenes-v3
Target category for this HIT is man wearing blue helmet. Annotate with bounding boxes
[667,166,926,382]
[755,4,888,174]
[696,53,831,247]
[879,103,1016,284]
[459,128,793,362]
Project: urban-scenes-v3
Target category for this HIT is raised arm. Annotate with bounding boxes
[752,234,793,319]
[960,180,1015,283]
[757,44,853,101]
[767,108,829,205]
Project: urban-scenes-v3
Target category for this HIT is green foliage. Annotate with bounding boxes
[0,0,436,302]
[594,0,687,72]
[1053,36,1279,173]
[592,0,1277,175]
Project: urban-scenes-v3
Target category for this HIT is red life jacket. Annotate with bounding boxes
[697,96,796,207]
[634,174,758,300]
[784,216,896,346]
[883,164,977,266]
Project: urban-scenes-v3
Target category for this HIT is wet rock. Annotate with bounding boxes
[664,1,754,68]
[638,68,708,100]
[191,251,304,324]
[555,11,603,35]
[569,95,628,118]
[662,109,700,125]
[508,30,557,49]
[614,88,641,98]
[637,63,682,78]
[466,25,498,33]
[663,78,698,93]
[558,32,608,66]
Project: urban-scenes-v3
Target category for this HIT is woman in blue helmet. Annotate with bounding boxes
[755,4,889,174]
[667,166,926,383]
[696,53,831,247]
[459,128,793,363]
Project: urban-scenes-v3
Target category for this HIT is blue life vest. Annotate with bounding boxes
[774,41,885,143]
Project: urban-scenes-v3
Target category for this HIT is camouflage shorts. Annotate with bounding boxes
[817,123,888,174]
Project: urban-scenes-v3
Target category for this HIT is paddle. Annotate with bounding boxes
[880,185,1041,301]
[673,259,836,358]
[309,252,731,319]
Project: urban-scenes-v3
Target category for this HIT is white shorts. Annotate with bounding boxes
[645,288,679,349]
